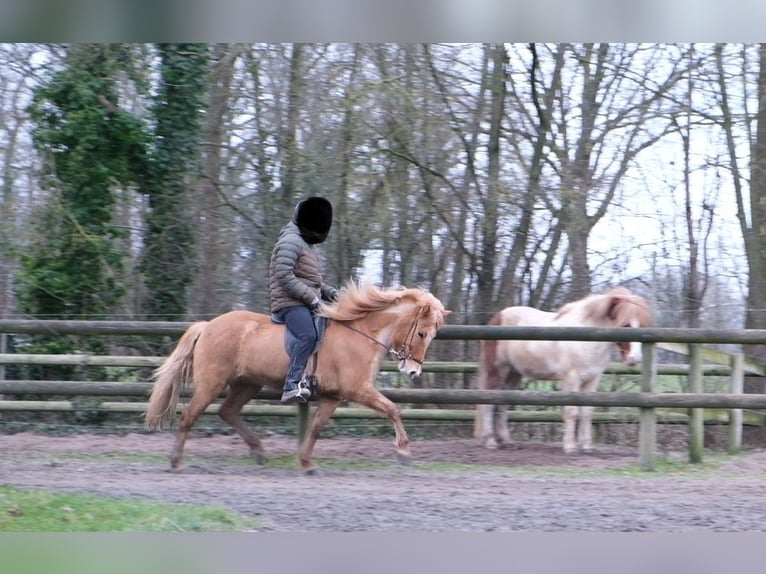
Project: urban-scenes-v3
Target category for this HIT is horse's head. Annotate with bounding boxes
[392,290,451,380]
[320,283,451,380]
[606,287,652,366]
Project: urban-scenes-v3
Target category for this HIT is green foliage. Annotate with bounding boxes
[0,486,260,531]
[16,44,150,378]
[19,44,149,323]
[141,44,209,320]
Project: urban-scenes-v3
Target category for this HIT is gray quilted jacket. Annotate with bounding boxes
[269,221,338,313]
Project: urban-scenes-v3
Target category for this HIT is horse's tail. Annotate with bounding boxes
[145,321,208,431]
[474,311,504,438]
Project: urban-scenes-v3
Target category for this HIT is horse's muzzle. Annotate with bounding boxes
[400,360,422,380]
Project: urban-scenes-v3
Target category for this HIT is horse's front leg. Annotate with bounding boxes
[577,377,600,452]
[561,373,581,454]
[577,405,595,452]
[354,388,411,463]
[298,396,340,474]
[476,403,499,449]
[561,405,579,454]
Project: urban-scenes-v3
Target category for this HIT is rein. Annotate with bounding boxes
[337,318,423,365]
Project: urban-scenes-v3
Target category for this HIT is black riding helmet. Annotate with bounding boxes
[293,196,333,244]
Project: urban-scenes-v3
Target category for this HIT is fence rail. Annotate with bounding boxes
[2,319,766,471]
[3,318,766,343]
[1,380,766,409]
[0,353,752,377]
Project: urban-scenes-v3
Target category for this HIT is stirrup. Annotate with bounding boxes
[299,375,316,397]
[281,382,311,404]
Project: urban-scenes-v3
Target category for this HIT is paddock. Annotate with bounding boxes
[1,430,766,531]
[1,319,766,472]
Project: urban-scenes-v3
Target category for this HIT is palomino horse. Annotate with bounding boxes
[474,286,651,454]
[145,282,450,472]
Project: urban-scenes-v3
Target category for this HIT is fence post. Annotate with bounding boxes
[728,352,745,454]
[639,342,657,471]
[0,333,5,381]
[688,344,704,463]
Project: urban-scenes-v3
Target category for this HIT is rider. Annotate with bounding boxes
[269,196,339,404]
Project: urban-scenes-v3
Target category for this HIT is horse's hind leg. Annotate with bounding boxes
[170,383,223,470]
[298,395,340,473]
[493,372,519,446]
[218,382,266,464]
[493,405,512,445]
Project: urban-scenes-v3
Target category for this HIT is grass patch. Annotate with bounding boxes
[49,451,169,465]
[0,486,261,532]
[404,451,740,480]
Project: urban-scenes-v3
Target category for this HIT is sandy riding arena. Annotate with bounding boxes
[1,428,766,532]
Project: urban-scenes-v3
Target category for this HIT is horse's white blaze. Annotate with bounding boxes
[624,340,642,366]
[624,319,643,366]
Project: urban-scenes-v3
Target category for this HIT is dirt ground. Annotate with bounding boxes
[1,428,765,532]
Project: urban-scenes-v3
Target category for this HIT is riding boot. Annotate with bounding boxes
[281,378,311,404]
[282,351,312,404]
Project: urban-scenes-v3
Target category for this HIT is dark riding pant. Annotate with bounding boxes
[275,305,319,385]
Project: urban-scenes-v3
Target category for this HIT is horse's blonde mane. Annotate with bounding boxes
[320,281,447,325]
[555,286,651,327]
[608,287,652,327]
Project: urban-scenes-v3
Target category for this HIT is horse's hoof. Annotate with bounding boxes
[483,440,499,450]
[395,451,412,465]
[304,466,321,476]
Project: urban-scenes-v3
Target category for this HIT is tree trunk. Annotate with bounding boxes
[746,44,766,358]
[476,43,507,315]
[192,44,240,316]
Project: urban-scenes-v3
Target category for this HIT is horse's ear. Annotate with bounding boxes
[419,304,451,320]
[606,296,622,320]
[605,287,634,319]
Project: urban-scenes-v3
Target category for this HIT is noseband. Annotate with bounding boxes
[338,318,424,365]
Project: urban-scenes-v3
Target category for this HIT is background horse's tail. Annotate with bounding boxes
[145,321,208,431]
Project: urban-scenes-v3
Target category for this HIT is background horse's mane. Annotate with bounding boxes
[554,286,652,326]
[320,282,438,322]
[607,287,652,327]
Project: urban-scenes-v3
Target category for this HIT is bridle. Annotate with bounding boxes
[337,317,425,365]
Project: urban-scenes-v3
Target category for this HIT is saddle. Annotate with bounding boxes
[270,313,328,398]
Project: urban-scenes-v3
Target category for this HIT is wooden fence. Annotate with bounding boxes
[1,319,766,471]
